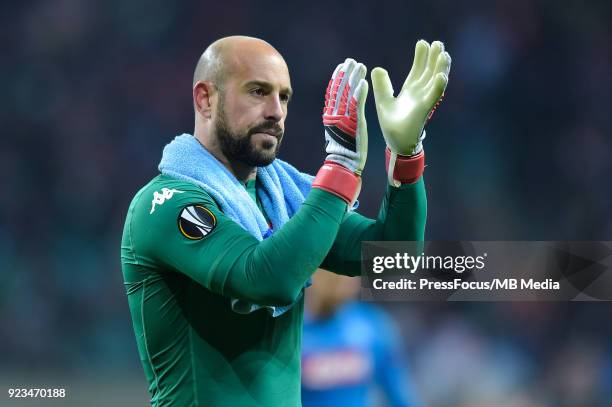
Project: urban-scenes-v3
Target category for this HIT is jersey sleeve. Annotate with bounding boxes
[321,177,427,276]
[127,177,348,306]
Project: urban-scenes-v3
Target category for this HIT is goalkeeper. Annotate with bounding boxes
[120,36,450,406]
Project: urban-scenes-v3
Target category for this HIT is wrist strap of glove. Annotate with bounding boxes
[385,148,425,186]
[312,161,360,204]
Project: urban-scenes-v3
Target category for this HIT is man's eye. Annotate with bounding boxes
[251,88,265,96]
[280,94,290,103]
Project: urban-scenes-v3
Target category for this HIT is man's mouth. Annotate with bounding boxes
[252,130,281,141]
[250,124,283,140]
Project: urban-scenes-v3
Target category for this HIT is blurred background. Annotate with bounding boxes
[2,0,612,405]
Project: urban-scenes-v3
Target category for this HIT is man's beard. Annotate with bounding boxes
[215,97,283,167]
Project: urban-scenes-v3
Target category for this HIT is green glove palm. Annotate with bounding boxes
[371,40,451,157]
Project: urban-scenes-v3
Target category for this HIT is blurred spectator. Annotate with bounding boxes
[302,270,420,406]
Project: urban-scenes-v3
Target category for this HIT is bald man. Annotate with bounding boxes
[121,36,430,406]
[192,36,292,177]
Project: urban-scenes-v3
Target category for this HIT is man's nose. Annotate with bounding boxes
[263,94,284,122]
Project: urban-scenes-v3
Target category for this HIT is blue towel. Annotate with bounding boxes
[159,133,314,316]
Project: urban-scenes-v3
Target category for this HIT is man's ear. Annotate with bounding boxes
[193,81,215,119]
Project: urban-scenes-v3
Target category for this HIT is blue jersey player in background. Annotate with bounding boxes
[302,270,420,407]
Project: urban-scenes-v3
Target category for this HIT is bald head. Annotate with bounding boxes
[192,36,292,175]
[193,36,285,89]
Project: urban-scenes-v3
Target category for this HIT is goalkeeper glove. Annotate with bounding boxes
[371,40,451,186]
[312,58,368,204]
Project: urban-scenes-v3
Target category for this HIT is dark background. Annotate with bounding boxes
[2,0,611,405]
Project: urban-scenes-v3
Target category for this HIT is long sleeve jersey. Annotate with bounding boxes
[120,173,426,406]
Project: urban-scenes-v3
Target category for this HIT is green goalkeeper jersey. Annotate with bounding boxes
[121,173,426,406]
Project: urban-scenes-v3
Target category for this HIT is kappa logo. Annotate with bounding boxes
[150,188,184,214]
